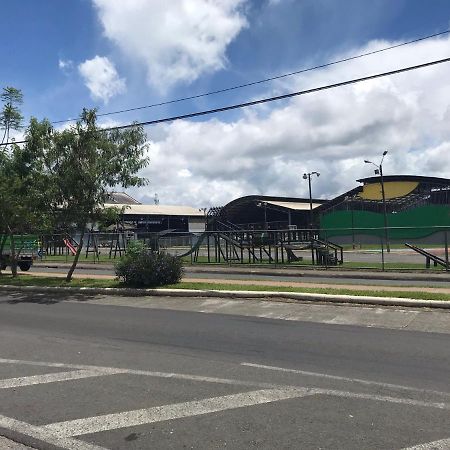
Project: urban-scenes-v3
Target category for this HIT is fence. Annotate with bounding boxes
[34,225,450,271]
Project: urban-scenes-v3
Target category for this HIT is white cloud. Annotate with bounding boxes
[125,34,450,207]
[58,59,73,72]
[92,0,247,90]
[78,55,126,104]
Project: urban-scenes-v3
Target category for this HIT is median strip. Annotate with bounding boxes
[0,275,449,308]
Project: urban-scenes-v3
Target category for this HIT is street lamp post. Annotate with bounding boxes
[364,150,390,252]
[199,207,208,231]
[303,171,320,230]
[256,201,268,230]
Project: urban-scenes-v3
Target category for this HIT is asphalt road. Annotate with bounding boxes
[0,291,449,450]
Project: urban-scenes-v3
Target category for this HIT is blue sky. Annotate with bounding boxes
[1,0,450,205]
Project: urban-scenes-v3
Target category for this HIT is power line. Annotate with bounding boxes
[102,56,450,130]
[3,55,450,147]
[51,28,450,125]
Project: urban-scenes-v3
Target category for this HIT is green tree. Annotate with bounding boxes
[47,109,149,281]
[0,88,52,277]
[1,87,23,146]
[0,121,55,276]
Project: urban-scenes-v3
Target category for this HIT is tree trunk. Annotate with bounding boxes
[8,229,17,278]
[0,234,6,274]
[66,227,85,282]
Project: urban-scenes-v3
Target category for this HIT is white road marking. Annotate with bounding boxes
[0,414,107,450]
[318,389,450,410]
[0,358,278,389]
[42,387,312,437]
[241,362,450,399]
[0,369,122,389]
[402,438,450,449]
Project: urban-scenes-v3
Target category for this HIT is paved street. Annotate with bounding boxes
[0,291,449,449]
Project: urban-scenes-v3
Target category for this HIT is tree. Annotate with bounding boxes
[1,87,23,146]
[46,109,149,281]
[0,119,55,276]
[0,88,53,277]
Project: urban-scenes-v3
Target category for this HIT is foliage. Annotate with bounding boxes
[115,241,183,287]
[0,90,54,276]
[24,108,149,281]
[97,205,124,232]
[1,87,23,145]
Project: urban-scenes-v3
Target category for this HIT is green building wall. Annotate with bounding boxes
[320,205,450,239]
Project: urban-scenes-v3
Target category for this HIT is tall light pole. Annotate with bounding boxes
[199,207,208,231]
[303,171,320,230]
[364,150,390,252]
[256,201,268,230]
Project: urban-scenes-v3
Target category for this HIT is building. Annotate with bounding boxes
[208,195,327,230]
[317,175,450,243]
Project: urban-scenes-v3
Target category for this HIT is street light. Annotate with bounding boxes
[198,207,208,231]
[303,171,320,230]
[256,201,268,230]
[364,150,390,252]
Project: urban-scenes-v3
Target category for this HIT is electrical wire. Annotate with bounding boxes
[3,55,450,147]
[50,29,450,125]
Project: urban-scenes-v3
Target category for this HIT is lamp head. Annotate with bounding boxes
[302,173,308,179]
[382,150,388,156]
[364,160,371,164]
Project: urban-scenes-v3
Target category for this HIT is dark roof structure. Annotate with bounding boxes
[356,175,450,185]
[211,195,328,229]
[317,174,450,216]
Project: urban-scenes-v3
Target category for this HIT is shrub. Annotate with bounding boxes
[115,241,183,287]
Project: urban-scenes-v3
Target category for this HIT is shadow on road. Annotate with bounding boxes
[2,290,98,305]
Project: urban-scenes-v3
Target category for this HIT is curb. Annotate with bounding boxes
[1,285,449,309]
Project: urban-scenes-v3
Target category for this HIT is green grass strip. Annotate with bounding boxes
[0,275,448,301]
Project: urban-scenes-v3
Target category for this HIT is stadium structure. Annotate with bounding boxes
[88,176,449,267]
[317,175,450,243]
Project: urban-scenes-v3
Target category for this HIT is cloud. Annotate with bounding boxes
[78,55,126,103]
[124,34,450,207]
[92,0,247,90]
[58,59,74,73]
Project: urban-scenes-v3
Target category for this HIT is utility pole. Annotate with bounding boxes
[303,171,320,229]
[364,150,390,252]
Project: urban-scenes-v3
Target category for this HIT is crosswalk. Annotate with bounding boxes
[0,357,449,450]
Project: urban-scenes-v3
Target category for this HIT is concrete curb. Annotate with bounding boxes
[1,284,449,309]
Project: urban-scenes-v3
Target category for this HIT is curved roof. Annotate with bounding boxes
[221,195,326,212]
[356,175,450,185]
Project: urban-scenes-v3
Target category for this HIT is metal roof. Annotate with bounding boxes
[108,192,141,205]
[356,175,450,185]
[265,200,322,210]
[104,203,204,217]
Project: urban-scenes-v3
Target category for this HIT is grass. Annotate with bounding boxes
[182,257,444,271]
[0,274,448,301]
[42,253,445,272]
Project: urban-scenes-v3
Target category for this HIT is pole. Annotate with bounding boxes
[379,164,390,252]
[263,202,267,230]
[308,174,313,229]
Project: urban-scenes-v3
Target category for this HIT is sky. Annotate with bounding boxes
[1,0,450,206]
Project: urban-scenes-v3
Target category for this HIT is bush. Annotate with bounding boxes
[115,241,183,287]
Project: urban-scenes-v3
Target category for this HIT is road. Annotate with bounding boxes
[0,290,449,449]
[29,264,450,289]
